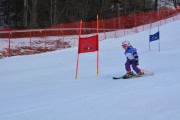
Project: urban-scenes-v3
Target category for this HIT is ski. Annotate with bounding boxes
[113,74,151,80]
[113,69,154,80]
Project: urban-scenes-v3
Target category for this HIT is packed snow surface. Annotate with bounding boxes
[1,20,180,120]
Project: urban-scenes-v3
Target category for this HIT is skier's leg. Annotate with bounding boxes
[131,61,143,75]
[125,60,131,72]
[123,60,134,78]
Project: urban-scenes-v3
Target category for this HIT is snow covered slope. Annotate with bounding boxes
[1,20,180,120]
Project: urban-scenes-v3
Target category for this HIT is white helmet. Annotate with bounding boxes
[122,40,130,47]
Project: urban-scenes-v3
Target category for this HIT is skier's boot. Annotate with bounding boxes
[122,71,134,79]
[137,71,144,76]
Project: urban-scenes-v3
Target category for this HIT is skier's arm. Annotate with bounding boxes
[132,51,138,60]
[132,50,139,65]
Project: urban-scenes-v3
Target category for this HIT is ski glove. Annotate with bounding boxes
[135,60,139,65]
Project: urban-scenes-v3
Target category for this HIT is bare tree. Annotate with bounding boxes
[23,0,28,27]
[154,0,158,10]
[49,0,57,25]
[29,0,38,28]
[53,0,57,24]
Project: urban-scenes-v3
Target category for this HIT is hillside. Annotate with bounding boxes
[1,20,180,120]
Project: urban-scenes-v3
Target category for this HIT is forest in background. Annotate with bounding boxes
[0,0,180,28]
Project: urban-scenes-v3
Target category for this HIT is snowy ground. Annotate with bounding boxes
[1,20,180,120]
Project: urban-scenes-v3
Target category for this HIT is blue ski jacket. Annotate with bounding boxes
[124,47,138,61]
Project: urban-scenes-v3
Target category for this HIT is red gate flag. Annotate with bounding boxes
[78,34,99,54]
[76,14,99,79]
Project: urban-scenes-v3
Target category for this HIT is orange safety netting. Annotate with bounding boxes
[0,8,179,38]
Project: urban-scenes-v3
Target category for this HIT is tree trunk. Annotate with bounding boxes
[23,0,28,27]
[30,0,38,28]
[154,0,158,10]
[53,0,57,24]
[173,0,177,9]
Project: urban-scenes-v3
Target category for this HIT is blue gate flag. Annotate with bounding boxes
[149,31,159,42]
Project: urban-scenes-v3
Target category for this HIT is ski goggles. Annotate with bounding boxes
[122,45,128,49]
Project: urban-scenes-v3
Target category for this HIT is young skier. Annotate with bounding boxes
[122,40,144,78]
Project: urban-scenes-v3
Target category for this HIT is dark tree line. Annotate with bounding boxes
[0,0,23,27]
[0,0,179,28]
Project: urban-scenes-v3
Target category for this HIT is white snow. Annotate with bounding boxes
[1,20,180,120]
